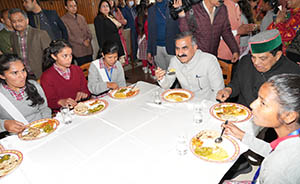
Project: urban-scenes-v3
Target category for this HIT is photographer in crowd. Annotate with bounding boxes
[170,0,240,63]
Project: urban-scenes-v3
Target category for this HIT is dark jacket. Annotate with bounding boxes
[11,26,51,79]
[228,54,300,107]
[94,15,124,57]
[178,2,239,56]
[27,9,68,41]
[147,3,180,56]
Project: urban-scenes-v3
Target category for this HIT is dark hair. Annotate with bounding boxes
[175,31,197,46]
[8,8,28,20]
[64,0,78,6]
[0,54,45,106]
[97,0,113,16]
[0,9,9,19]
[268,74,300,125]
[102,41,119,55]
[42,39,72,72]
[270,44,282,56]
[238,0,255,23]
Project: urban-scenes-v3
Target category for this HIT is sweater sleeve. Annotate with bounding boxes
[116,62,126,88]
[40,71,62,110]
[178,15,190,33]
[88,63,109,95]
[242,132,272,157]
[76,66,90,95]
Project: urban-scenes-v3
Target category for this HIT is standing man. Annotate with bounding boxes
[61,0,93,65]
[173,0,240,62]
[23,0,68,41]
[9,8,51,79]
[155,32,224,100]
[147,0,180,70]
[0,9,14,55]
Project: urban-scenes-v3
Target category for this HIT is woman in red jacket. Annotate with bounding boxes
[40,40,90,112]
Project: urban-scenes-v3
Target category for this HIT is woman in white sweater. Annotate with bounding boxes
[0,54,51,134]
[223,73,300,184]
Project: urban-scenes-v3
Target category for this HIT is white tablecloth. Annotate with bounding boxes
[1,81,260,184]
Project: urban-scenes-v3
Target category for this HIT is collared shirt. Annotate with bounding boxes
[202,1,216,24]
[3,84,26,101]
[16,27,31,72]
[53,63,71,80]
[99,58,117,70]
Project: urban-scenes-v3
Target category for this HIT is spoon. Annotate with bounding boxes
[215,120,229,143]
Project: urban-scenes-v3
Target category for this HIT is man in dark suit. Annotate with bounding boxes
[22,0,68,41]
[9,8,51,79]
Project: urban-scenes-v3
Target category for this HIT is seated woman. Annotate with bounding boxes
[40,40,90,112]
[88,41,126,95]
[0,54,51,134]
[223,73,300,184]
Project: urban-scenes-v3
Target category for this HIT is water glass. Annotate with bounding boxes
[193,104,203,124]
[153,90,162,105]
[60,106,73,124]
[176,134,188,156]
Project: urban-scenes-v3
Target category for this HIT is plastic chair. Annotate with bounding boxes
[217,60,233,85]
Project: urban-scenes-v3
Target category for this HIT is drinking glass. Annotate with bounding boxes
[60,106,72,124]
[153,90,162,105]
[176,134,188,156]
[193,104,203,124]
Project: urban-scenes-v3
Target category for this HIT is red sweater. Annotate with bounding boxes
[40,65,90,111]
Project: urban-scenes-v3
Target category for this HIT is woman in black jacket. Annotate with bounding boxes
[94,0,125,59]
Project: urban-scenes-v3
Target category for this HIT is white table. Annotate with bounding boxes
[1,81,259,184]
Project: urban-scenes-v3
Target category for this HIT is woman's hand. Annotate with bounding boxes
[222,121,245,141]
[75,92,89,102]
[58,98,77,108]
[4,120,25,133]
[107,82,118,90]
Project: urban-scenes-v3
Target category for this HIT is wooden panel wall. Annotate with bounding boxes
[0,0,100,24]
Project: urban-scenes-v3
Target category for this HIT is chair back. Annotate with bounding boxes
[80,62,91,78]
[217,60,233,85]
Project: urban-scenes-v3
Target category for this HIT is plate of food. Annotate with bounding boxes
[161,89,194,103]
[0,150,23,177]
[74,99,108,116]
[210,103,252,122]
[109,87,139,99]
[190,130,240,163]
[18,118,59,140]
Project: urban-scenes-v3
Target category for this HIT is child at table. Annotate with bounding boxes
[40,40,90,112]
[223,74,300,184]
[88,41,126,95]
[0,54,51,134]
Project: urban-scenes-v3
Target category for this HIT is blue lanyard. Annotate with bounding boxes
[104,67,113,82]
[252,128,300,184]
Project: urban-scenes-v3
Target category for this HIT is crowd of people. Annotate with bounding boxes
[0,0,300,183]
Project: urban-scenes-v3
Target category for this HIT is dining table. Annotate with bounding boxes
[1,81,261,184]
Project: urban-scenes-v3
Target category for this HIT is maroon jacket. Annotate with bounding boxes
[178,2,239,57]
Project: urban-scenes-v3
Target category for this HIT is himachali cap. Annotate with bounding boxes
[248,29,282,54]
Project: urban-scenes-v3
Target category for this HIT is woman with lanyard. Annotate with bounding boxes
[88,41,126,95]
[223,73,300,184]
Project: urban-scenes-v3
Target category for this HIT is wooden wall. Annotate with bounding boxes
[0,0,100,24]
